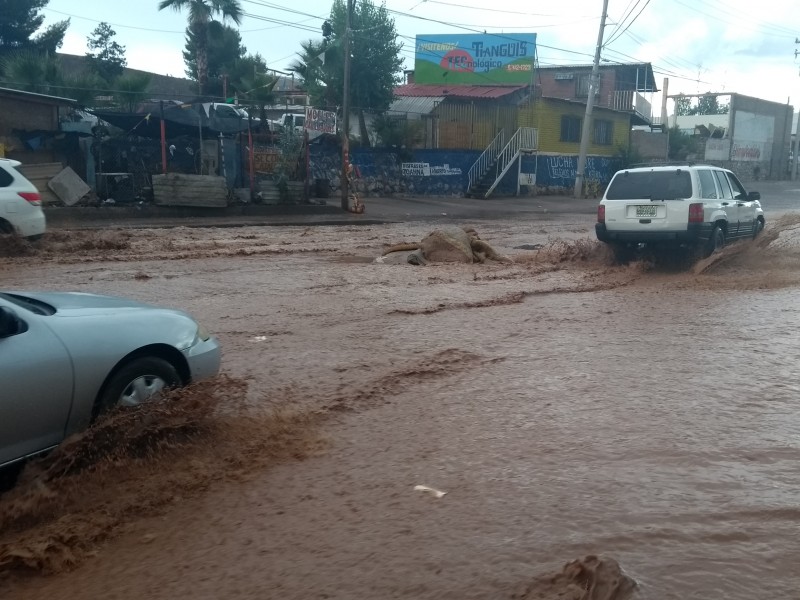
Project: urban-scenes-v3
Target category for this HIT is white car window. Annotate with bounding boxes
[697,170,719,199]
[713,170,734,200]
[726,173,747,200]
[0,167,13,188]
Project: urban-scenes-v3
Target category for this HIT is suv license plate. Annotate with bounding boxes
[635,205,657,218]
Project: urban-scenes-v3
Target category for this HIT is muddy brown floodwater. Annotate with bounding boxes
[2,214,800,599]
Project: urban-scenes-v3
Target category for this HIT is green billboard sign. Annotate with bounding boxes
[414,33,537,86]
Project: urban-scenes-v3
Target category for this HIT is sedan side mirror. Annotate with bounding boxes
[748,191,761,201]
[0,306,20,338]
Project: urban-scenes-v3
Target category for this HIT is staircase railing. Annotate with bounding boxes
[484,127,538,198]
[468,129,505,191]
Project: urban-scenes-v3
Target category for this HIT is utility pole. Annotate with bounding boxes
[340,0,354,211]
[793,38,800,180]
[573,0,609,198]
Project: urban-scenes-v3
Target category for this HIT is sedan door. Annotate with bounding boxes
[0,304,74,465]
[726,172,756,238]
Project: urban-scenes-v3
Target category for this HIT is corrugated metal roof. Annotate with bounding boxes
[388,96,444,116]
[394,84,527,99]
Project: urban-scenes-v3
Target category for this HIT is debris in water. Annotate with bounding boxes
[414,485,446,498]
[512,555,637,600]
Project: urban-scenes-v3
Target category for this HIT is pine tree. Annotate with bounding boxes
[86,22,127,83]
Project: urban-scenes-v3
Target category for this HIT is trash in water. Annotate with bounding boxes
[252,335,268,342]
[414,484,446,498]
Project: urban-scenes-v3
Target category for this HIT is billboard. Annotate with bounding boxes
[414,33,536,86]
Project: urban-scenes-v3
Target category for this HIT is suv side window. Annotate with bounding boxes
[0,167,13,188]
[697,170,719,199]
[713,170,734,200]
[726,173,747,200]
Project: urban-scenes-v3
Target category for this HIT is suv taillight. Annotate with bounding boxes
[18,192,41,206]
[597,204,605,224]
[688,202,704,223]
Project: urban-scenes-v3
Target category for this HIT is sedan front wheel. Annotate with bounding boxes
[97,356,181,415]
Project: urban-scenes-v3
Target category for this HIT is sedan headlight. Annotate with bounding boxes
[196,323,212,342]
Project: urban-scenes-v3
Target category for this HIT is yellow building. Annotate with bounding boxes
[519,96,631,156]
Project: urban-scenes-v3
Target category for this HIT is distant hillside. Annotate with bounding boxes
[58,53,198,101]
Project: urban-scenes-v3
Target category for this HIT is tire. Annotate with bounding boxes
[97,356,181,415]
[609,242,634,264]
[0,219,13,235]
[753,217,764,239]
[702,225,725,258]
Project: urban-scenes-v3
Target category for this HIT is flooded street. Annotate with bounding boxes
[2,213,800,598]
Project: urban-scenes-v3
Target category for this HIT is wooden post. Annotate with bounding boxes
[160,101,167,173]
[248,120,255,201]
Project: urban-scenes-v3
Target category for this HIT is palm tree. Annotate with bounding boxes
[157,0,243,95]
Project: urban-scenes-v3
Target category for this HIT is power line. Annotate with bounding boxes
[604,0,652,47]
[605,0,641,43]
[410,0,594,18]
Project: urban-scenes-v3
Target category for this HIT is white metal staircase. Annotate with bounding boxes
[467,127,538,198]
[467,129,505,193]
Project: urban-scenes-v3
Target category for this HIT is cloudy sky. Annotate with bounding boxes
[42,0,800,113]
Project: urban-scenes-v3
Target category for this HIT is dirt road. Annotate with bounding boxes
[2,213,800,599]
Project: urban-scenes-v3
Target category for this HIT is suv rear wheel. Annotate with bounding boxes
[703,225,725,258]
[609,242,634,264]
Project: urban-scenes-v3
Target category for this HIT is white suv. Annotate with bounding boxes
[595,165,764,260]
[0,159,46,239]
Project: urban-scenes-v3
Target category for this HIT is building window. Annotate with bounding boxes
[577,74,600,97]
[593,119,613,145]
[560,116,581,143]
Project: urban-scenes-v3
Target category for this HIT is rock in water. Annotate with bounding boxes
[512,555,637,600]
[418,227,475,263]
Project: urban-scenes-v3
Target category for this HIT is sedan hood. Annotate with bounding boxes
[8,291,185,316]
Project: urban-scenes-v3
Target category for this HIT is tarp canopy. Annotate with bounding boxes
[90,102,255,139]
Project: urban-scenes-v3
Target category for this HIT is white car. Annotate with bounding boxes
[0,158,46,239]
[595,165,765,261]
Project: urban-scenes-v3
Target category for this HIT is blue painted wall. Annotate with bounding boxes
[309,144,620,197]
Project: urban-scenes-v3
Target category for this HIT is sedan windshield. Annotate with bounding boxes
[606,171,692,200]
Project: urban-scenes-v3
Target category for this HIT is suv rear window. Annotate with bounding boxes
[0,166,13,188]
[606,170,692,200]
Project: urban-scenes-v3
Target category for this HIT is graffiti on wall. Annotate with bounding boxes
[730,142,766,161]
[705,139,730,161]
[536,154,617,188]
[401,162,462,176]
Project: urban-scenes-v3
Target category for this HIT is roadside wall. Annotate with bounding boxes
[631,130,668,159]
[310,144,619,197]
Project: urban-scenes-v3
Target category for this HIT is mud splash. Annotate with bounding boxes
[513,556,637,600]
[0,376,322,575]
[691,214,800,282]
[0,350,494,578]
[0,235,36,258]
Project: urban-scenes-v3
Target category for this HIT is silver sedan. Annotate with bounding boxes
[0,291,221,468]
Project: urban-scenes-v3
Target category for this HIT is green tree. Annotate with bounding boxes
[0,50,105,107]
[0,0,69,54]
[113,72,152,112]
[60,72,105,107]
[291,0,404,145]
[158,0,243,96]
[690,94,728,115]
[674,95,692,116]
[0,50,62,94]
[228,54,277,122]
[291,39,339,107]
[667,125,698,161]
[86,22,127,83]
[184,21,245,94]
